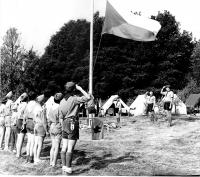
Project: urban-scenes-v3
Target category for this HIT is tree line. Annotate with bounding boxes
[0,11,200,102]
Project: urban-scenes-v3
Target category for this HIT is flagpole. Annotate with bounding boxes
[89,0,94,95]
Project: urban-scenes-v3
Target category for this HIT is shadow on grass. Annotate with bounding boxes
[40,145,62,160]
[153,172,177,176]
[73,150,136,175]
[40,145,51,159]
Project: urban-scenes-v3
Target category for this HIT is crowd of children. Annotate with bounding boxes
[0,82,91,174]
[0,83,175,174]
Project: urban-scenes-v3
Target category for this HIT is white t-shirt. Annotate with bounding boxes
[24,100,37,119]
[5,99,13,116]
[146,96,156,104]
[162,91,174,102]
[114,100,121,109]
[17,102,27,120]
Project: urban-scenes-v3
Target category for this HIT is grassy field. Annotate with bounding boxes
[1,115,200,175]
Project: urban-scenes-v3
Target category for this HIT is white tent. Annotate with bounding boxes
[171,94,187,115]
[129,94,147,116]
[101,95,129,116]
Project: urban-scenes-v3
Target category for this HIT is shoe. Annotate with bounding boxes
[16,155,21,159]
[34,158,42,165]
[29,156,34,163]
[63,166,72,174]
[50,161,56,167]
[34,158,38,165]
[26,155,30,163]
[62,166,66,174]
[13,149,16,153]
[167,123,172,127]
[4,147,8,151]
[34,161,38,165]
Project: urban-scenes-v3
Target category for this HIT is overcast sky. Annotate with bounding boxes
[0,0,200,55]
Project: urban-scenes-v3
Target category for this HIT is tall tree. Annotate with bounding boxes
[190,40,200,82]
[0,28,25,97]
[149,11,194,89]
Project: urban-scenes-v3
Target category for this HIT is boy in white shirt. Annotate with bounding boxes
[161,85,174,127]
[146,91,156,122]
[114,97,122,123]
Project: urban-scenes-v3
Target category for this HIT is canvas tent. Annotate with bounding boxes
[171,94,187,115]
[101,95,129,116]
[185,93,200,108]
[129,94,147,116]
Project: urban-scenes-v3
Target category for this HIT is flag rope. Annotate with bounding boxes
[93,34,103,71]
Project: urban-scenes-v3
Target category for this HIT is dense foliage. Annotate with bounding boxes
[0,11,197,101]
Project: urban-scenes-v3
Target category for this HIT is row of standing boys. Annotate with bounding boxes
[0,82,93,174]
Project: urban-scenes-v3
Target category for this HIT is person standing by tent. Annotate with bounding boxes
[146,91,156,122]
[144,92,149,115]
[161,85,174,127]
[59,82,90,174]
[114,97,122,123]
[48,93,63,167]
[4,91,13,151]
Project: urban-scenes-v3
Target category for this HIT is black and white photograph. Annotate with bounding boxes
[0,0,200,175]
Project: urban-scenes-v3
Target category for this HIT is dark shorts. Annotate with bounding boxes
[26,119,34,134]
[16,119,27,134]
[62,118,79,140]
[147,103,154,113]
[34,124,46,137]
[88,107,96,114]
[115,108,119,114]
[164,102,172,111]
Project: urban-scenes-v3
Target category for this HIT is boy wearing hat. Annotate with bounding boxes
[113,97,122,124]
[23,91,37,163]
[4,91,13,151]
[161,85,174,126]
[16,93,28,158]
[0,98,7,150]
[9,102,18,152]
[48,93,63,167]
[33,94,48,164]
[59,82,90,174]
[146,91,156,122]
